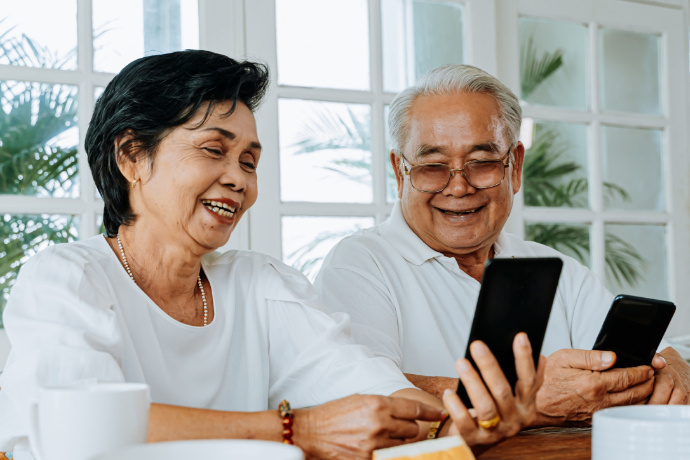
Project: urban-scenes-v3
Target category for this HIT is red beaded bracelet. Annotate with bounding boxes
[279,399,294,445]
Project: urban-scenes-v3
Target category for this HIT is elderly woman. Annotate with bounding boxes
[0,50,543,459]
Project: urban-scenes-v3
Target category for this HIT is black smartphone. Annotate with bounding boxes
[456,257,562,408]
[592,294,675,368]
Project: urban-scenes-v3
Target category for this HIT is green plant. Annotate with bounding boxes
[285,38,646,287]
[520,37,646,287]
[520,36,564,100]
[0,23,79,325]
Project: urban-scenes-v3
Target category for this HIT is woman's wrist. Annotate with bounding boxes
[291,407,317,456]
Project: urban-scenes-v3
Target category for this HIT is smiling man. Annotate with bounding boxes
[314,64,690,426]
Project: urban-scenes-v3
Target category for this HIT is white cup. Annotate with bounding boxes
[592,405,690,459]
[28,382,150,460]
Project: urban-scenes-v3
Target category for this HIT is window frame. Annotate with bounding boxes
[497,0,690,336]
[1,0,689,368]
[243,0,498,260]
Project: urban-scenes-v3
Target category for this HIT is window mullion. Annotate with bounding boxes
[588,19,606,278]
[369,0,386,218]
[245,0,282,259]
[78,0,97,237]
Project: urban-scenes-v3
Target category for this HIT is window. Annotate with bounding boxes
[497,0,690,336]
[1,0,689,368]
[245,0,499,278]
[0,0,200,365]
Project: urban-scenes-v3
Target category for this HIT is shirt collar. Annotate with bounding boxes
[380,201,513,265]
[379,201,445,265]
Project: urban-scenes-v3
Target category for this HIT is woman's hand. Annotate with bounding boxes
[293,393,444,460]
[443,332,545,445]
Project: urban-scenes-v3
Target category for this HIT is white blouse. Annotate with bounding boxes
[0,235,412,454]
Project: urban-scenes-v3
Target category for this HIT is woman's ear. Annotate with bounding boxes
[114,131,140,184]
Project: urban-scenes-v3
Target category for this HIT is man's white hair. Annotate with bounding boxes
[388,64,522,155]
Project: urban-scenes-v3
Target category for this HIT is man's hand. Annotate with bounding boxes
[647,347,690,405]
[534,349,655,425]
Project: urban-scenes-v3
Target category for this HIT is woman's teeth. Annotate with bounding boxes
[202,200,236,218]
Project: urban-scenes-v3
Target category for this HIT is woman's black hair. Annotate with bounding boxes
[85,49,269,237]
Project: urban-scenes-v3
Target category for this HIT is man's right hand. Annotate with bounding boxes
[534,348,655,425]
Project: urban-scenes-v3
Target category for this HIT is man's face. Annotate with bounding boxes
[392,91,524,258]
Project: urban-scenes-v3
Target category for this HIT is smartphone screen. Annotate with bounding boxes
[592,295,675,368]
[456,257,562,408]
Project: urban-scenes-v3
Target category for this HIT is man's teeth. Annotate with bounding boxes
[202,200,236,218]
[441,208,479,216]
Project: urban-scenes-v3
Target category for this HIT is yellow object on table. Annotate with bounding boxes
[372,436,475,460]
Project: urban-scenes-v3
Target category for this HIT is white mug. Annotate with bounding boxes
[29,382,150,460]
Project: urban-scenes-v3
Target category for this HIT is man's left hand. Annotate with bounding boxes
[647,347,690,405]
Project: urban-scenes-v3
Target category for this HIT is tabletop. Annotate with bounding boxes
[476,427,592,460]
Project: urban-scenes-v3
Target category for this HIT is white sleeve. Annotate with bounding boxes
[259,262,413,410]
[314,240,404,369]
[0,246,125,450]
[563,257,614,350]
[568,267,672,353]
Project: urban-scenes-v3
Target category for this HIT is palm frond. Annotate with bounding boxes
[0,25,79,321]
[292,106,371,154]
[287,227,365,280]
[604,233,646,286]
[520,37,564,99]
[526,224,590,265]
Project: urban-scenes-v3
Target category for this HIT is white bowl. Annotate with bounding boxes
[92,439,304,460]
[592,405,690,459]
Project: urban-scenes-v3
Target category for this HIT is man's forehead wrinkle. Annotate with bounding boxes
[414,144,444,158]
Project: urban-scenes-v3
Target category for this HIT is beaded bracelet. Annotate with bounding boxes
[427,412,450,440]
[279,399,294,445]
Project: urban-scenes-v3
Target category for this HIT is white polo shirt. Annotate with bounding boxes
[315,201,627,378]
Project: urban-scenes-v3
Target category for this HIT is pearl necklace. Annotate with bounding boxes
[116,234,208,326]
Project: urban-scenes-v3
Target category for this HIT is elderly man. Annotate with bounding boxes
[315,64,690,427]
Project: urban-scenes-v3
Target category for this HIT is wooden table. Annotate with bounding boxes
[476,427,592,459]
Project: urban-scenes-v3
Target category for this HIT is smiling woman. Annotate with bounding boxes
[0,50,543,460]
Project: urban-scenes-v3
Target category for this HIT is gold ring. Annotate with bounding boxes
[477,414,501,430]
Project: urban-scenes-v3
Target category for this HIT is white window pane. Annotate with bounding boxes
[276,0,369,90]
[602,125,663,211]
[519,17,588,110]
[525,222,591,268]
[382,0,465,93]
[0,81,79,198]
[523,121,589,208]
[279,99,373,203]
[605,224,666,299]
[600,29,660,115]
[0,0,77,69]
[0,214,80,327]
[93,0,199,74]
[282,216,374,281]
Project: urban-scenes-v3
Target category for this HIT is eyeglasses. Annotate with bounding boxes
[400,147,512,193]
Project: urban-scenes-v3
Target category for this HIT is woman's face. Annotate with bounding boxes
[125,100,260,252]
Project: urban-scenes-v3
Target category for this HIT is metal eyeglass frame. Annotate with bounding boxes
[400,145,513,194]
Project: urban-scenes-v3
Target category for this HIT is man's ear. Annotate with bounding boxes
[391,151,404,199]
[114,131,140,184]
[510,141,525,195]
